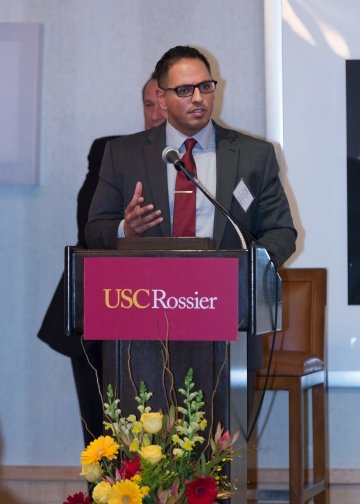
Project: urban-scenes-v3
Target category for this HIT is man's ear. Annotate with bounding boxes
[156,88,167,111]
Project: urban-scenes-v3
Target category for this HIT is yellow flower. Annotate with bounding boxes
[131,421,143,434]
[173,447,184,458]
[172,434,181,444]
[140,486,150,496]
[80,462,102,482]
[199,418,207,430]
[129,439,140,452]
[182,438,194,451]
[139,444,163,464]
[81,435,120,465]
[92,480,112,503]
[141,412,163,434]
[108,479,143,504]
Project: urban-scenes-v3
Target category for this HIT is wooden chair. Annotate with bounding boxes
[255,268,328,503]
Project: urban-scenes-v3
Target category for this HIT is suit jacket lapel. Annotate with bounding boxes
[142,123,171,236]
[213,122,239,247]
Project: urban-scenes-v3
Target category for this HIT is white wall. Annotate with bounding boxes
[253,0,360,473]
[0,0,265,466]
[265,1,359,371]
[282,0,359,371]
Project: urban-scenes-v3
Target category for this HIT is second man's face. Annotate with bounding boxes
[157,58,215,137]
[143,79,168,130]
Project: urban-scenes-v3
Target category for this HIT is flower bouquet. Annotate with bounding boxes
[63,368,240,504]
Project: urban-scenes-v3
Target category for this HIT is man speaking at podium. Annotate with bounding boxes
[86,45,296,264]
[85,45,297,416]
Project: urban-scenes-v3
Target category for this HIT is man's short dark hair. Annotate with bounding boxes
[154,46,212,88]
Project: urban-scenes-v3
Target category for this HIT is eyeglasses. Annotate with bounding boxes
[162,80,217,98]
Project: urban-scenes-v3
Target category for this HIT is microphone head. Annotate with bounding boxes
[162,146,181,165]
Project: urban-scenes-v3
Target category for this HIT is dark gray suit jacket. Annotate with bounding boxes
[38,136,119,357]
[85,121,296,267]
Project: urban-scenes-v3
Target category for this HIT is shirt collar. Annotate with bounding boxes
[166,120,215,153]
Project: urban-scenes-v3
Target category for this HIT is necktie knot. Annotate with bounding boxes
[182,138,197,175]
[184,137,197,153]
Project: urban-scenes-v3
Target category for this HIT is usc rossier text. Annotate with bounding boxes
[103,288,218,310]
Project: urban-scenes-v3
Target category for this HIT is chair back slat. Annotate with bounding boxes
[263,268,327,359]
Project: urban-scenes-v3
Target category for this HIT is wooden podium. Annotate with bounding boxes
[65,239,281,503]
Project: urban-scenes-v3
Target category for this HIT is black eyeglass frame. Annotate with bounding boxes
[161,80,218,98]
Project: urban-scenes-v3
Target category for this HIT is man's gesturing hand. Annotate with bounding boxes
[124,181,163,237]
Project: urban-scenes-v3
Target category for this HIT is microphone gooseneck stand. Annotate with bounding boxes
[162,146,254,251]
[162,146,279,441]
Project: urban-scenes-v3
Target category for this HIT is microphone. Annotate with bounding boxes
[162,146,185,172]
[162,146,255,250]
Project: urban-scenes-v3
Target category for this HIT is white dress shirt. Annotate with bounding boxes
[166,120,216,237]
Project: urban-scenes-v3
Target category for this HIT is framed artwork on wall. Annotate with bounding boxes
[0,22,43,185]
[346,60,360,304]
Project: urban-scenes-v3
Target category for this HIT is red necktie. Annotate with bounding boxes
[173,138,197,237]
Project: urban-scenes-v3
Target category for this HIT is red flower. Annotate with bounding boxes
[185,476,218,504]
[118,455,141,479]
[63,492,91,504]
[220,430,231,448]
